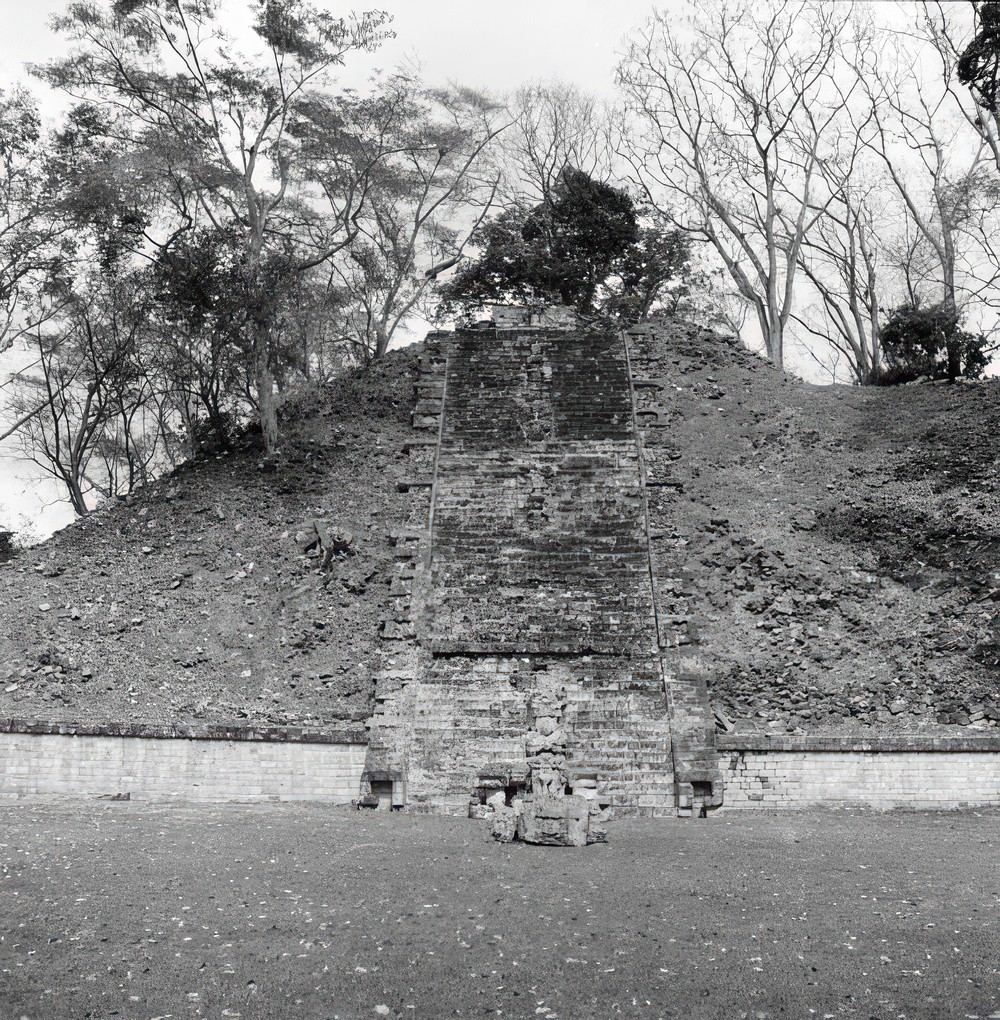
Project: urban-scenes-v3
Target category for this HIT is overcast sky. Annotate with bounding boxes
[1,1,670,100]
[0,1,675,539]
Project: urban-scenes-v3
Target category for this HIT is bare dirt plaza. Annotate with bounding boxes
[2,803,999,1020]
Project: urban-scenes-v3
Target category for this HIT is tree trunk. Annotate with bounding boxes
[255,318,278,455]
[66,471,88,517]
[758,306,784,370]
[374,322,390,360]
[769,326,783,370]
[943,273,959,382]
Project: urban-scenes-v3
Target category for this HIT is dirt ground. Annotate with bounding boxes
[1,804,998,1020]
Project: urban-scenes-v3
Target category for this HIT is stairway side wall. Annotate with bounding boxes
[364,329,676,816]
[624,326,724,813]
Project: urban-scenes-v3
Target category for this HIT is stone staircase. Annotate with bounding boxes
[361,324,722,817]
[624,324,724,815]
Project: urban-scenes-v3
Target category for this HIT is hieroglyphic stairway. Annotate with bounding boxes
[362,325,722,817]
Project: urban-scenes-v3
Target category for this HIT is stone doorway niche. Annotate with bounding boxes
[691,780,713,818]
[370,780,393,808]
[364,772,406,810]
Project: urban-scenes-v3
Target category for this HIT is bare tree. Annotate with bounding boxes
[500,80,618,209]
[934,1,1000,172]
[795,158,886,384]
[853,3,1000,379]
[332,77,507,362]
[617,0,856,369]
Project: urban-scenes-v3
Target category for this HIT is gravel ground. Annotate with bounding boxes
[1,804,998,1019]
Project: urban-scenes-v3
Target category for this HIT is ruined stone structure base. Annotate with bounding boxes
[0,721,366,802]
[363,326,721,817]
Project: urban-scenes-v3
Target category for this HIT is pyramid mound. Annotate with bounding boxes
[1,321,997,744]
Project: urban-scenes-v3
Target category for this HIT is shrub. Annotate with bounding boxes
[871,303,994,385]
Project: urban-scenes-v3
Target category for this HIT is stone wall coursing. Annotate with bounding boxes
[364,328,677,816]
[0,731,366,802]
[624,326,723,812]
[426,330,656,655]
[720,735,1000,809]
[393,657,675,816]
[0,718,366,744]
[362,339,447,794]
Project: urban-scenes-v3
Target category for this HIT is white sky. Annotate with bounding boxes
[1,1,670,98]
[0,0,674,538]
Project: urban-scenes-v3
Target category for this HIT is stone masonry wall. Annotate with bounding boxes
[0,730,366,802]
[720,735,1000,809]
[364,328,678,817]
[426,330,656,655]
[623,325,723,813]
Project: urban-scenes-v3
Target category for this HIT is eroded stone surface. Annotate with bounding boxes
[364,327,720,817]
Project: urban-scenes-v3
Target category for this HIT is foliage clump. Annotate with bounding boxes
[871,303,995,386]
[439,167,693,322]
[959,1,1000,112]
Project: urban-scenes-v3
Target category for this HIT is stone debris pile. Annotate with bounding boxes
[293,519,357,570]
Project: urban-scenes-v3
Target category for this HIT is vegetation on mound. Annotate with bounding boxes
[0,349,420,727]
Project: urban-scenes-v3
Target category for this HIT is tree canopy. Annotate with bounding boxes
[959,2,1000,113]
[875,302,995,385]
[440,167,695,320]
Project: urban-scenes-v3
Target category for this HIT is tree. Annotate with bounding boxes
[959,2,1000,116]
[330,75,507,362]
[875,301,995,383]
[499,80,618,209]
[37,0,392,454]
[618,0,855,369]
[7,274,157,514]
[794,165,886,385]
[602,219,695,322]
[441,166,639,315]
[853,4,1000,381]
[273,267,350,385]
[145,225,259,452]
[927,1,1000,174]
[0,87,72,354]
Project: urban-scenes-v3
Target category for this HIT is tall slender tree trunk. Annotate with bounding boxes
[374,321,390,360]
[943,266,960,383]
[255,317,278,455]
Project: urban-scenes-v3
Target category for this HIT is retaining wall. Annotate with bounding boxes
[720,734,1000,809]
[0,720,367,802]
